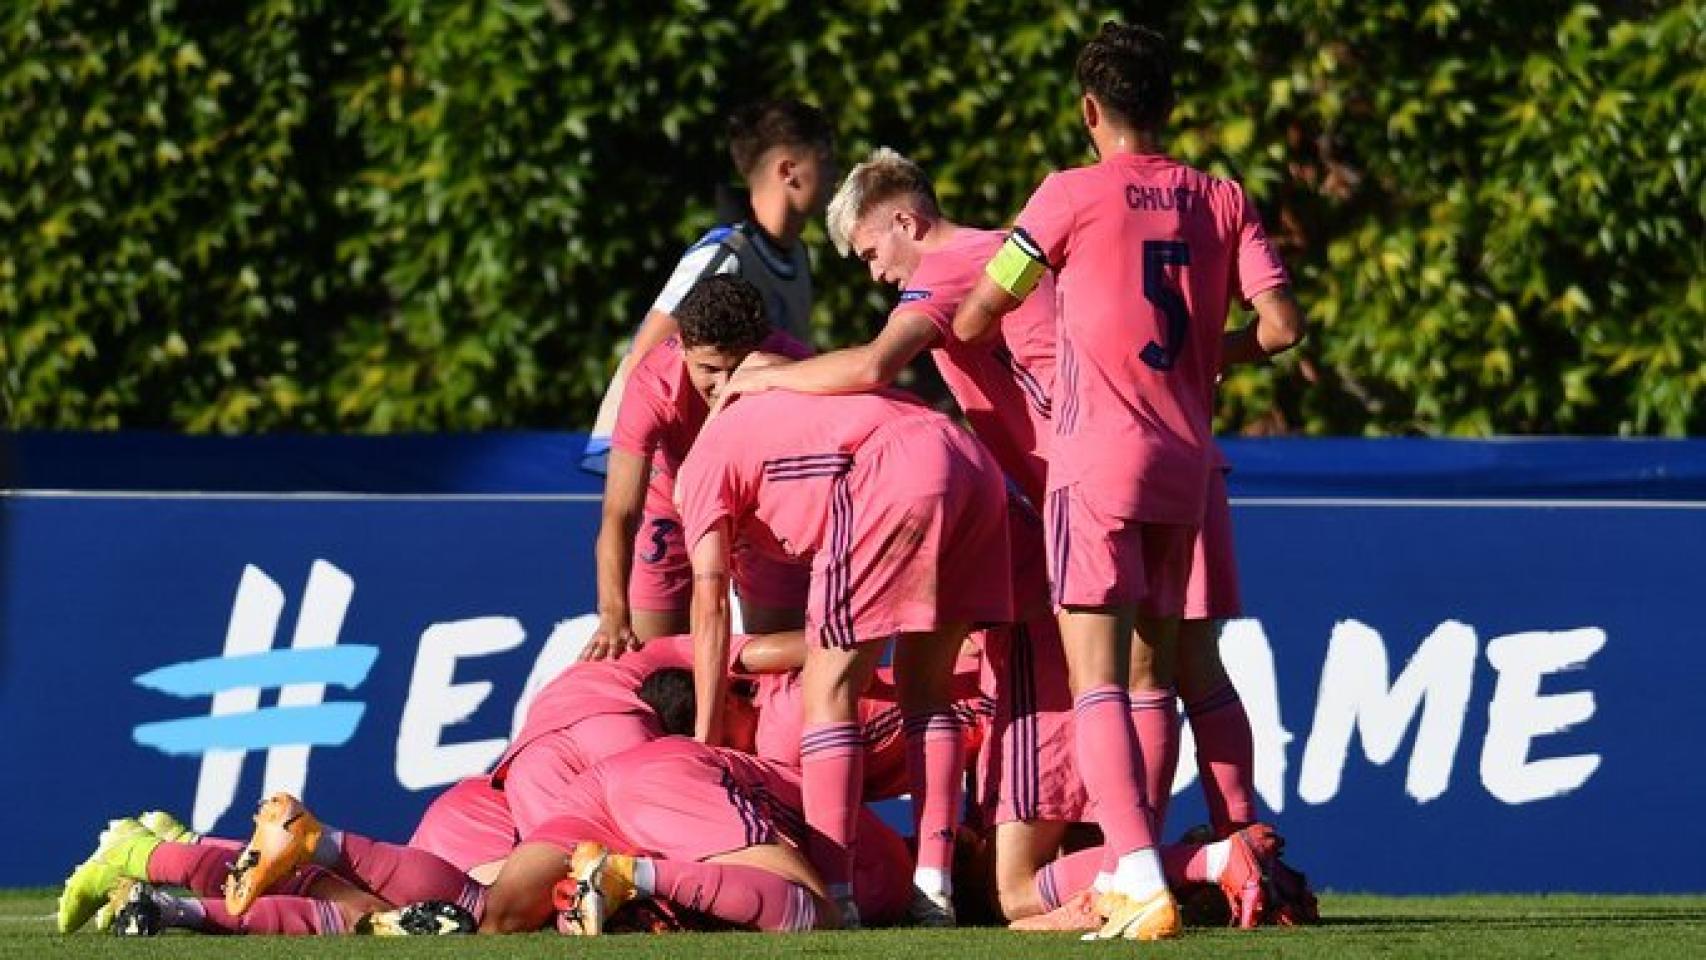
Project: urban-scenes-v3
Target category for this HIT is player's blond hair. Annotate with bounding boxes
[825,147,941,257]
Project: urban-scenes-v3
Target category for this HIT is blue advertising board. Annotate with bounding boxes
[2,434,1703,892]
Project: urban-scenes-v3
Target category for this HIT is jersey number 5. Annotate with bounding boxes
[1139,240,1191,372]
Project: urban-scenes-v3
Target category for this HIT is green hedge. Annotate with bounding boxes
[2,0,1700,434]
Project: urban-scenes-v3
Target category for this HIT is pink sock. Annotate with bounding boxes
[904,711,964,876]
[1034,846,1103,910]
[337,832,480,908]
[1129,687,1181,835]
[800,722,864,891]
[651,859,817,932]
[146,841,235,897]
[195,895,347,934]
[1073,685,1157,872]
[1185,682,1258,833]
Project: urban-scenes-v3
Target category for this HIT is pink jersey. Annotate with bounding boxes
[493,636,697,781]
[676,389,944,562]
[611,331,813,523]
[898,227,1057,504]
[1014,153,1288,522]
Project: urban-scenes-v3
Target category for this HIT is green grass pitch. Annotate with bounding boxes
[6,889,1705,959]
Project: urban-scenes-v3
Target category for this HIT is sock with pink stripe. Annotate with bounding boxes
[1184,681,1258,834]
[145,841,236,897]
[1128,687,1181,835]
[649,859,818,932]
[904,710,963,895]
[1034,846,1103,910]
[1073,684,1158,875]
[800,722,864,894]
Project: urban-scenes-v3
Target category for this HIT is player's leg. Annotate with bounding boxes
[1128,610,1181,834]
[991,818,1071,920]
[630,607,690,641]
[480,841,574,933]
[1177,475,1258,836]
[894,623,973,924]
[797,639,883,922]
[556,841,829,934]
[1048,485,1178,941]
[226,793,482,915]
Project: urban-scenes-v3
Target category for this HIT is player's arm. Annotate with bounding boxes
[585,448,651,662]
[1221,287,1307,367]
[953,228,1050,346]
[733,630,808,674]
[689,520,735,746]
[721,313,938,402]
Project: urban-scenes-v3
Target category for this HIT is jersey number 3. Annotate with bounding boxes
[1139,240,1191,372]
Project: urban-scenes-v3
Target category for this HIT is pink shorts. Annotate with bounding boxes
[1045,485,1195,617]
[528,739,775,861]
[503,713,661,837]
[1183,471,1241,620]
[628,511,691,612]
[977,616,1090,825]
[408,776,517,873]
[810,420,1012,648]
[630,511,810,613]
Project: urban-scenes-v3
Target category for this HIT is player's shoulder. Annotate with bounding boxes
[683,224,740,255]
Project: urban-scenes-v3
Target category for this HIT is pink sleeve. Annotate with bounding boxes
[675,432,742,551]
[1233,187,1290,303]
[610,349,673,458]
[1013,173,1077,270]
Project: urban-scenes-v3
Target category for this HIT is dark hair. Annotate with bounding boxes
[636,668,696,737]
[675,275,771,352]
[727,99,835,178]
[1075,22,1175,132]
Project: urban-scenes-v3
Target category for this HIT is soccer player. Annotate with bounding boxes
[487,737,916,934]
[582,99,835,473]
[716,147,1054,505]
[952,22,1305,941]
[588,275,815,659]
[495,629,798,840]
[674,296,1012,926]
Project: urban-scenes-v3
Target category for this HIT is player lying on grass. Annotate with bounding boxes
[61,733,918,936]
[675,279,1012,926]
[590,274,815,660]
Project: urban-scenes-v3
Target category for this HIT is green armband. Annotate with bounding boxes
[986,227,1049,299]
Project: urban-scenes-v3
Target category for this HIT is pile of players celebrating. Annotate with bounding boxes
[59,22,1318,942]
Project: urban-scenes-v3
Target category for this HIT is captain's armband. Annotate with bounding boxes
[986,227,1049,300]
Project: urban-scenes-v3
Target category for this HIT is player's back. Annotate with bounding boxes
[678,388,947,560]
[1031,153,1285,522]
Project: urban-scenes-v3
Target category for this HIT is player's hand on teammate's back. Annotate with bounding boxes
[582,614,643,662]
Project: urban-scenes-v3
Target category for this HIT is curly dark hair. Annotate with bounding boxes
[636,667,696,738]
[727,98,835,178]
[675,274,771,352]
[1075,22,1175,133]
